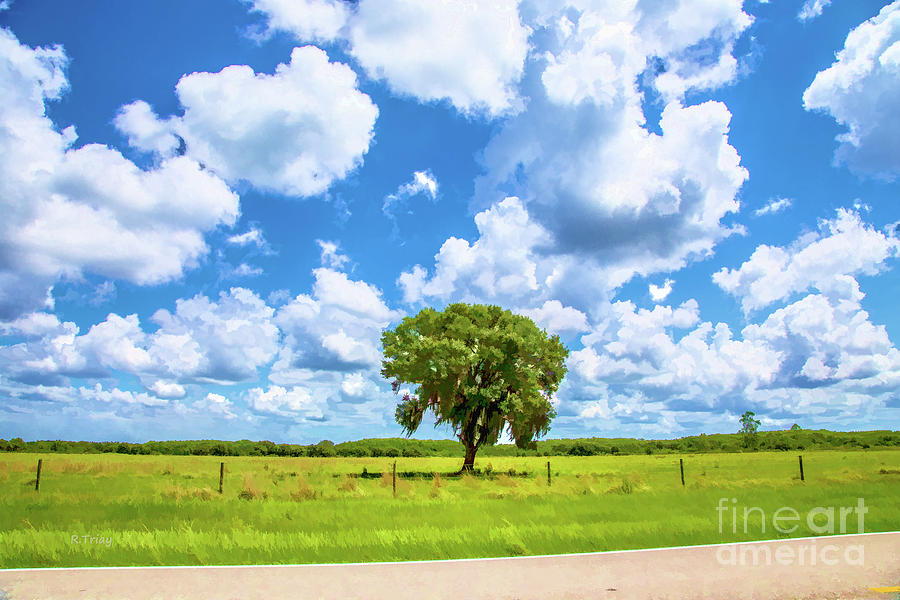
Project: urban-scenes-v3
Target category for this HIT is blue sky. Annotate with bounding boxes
[0,0,898,444]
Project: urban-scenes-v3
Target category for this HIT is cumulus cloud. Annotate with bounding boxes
[713,209,899,313]
[246,384,324,418]
[116,46,378,197]
[148,287,279,382]
[113,100,181,157]
[148,380,186,399]
[246,0,349,42]
[194,392,237,419]
[472,98,746,311]
[803,2,900,180]
[340,372,378,399]
[248,0,530,117]
[347,0,529,116]
[533,0,752,103]
[568,285,900,433]
[649,279,674,303]
[398,197,552,305]
[451,1,752,315]
[0,29,239,319]
[517,300,590,335]
[0,288,279,388]
[561,207,900,433]
[273,268,401,377]
[754,197,792,217]
[742,290,900,388]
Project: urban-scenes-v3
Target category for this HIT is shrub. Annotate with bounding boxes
[337,446,368,458]
[567,443,599,456]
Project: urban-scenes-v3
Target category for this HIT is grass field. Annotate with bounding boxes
[1,450,898,568]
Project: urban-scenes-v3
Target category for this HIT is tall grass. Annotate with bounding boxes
[0,450,897,567]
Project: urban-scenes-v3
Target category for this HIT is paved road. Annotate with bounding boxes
[1,533,897,600]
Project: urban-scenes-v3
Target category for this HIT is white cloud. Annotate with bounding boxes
[149,380,186,399]
[383,170,440,236]
[0,312,68,338]
[0,288,280,386]
[273,267,401,379]
[803,2,900,180]
[113,100,180,157]
[561,210,900,433]
[533,0,752,103]
[461,2,750,314]
[246,384,324,418]
[0,29,239,319]
[798,0,831,21]
[312,267,399,322]
[475,100,747,310]
[250,0,529,118]
[228,263,263,278]
[743,290,900,388]
[754,197,792,217]
[517,300,590,334]
[149,287,279,382]
[570,298,779,402]
[322,329,382,366]
[246,0,349,41]
[714,209,899,313]
[79,313,153,373]
[398,197,553,306]
[340,372,378,399]
[649,279,675,303]
[346,0,529,117]
[227,227,266,248]
[194,392,237,419]
[118,46,378,197]
[316,240,349,270]
[80,383,168,407]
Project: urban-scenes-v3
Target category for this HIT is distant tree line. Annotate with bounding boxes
[0,430,897,457]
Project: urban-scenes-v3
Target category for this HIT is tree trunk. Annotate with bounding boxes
[459,443,477,473]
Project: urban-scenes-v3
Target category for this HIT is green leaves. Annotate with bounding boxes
[381,303,569,456]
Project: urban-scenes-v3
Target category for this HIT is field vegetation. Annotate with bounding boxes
[1,429,897,458]
[0,449,897,567]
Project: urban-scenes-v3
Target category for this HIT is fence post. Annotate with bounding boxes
[798,455,804,482]
[547,461,551,486]
[392,461,397,498]
[35,458,43,492]
[219,462,225,494]
[679,458,685,486]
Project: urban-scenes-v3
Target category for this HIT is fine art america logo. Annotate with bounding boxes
[714,497,868,566]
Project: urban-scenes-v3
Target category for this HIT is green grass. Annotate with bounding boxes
[0,450,897,567]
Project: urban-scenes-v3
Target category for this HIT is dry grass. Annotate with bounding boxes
[162,484,216,501]
[238,473,262,500]
[290,475,318,501]
[337,475,358,493]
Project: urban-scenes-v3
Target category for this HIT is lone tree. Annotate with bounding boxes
[739,410,761,435]
[381,303,569,472]
[739,410,761,449]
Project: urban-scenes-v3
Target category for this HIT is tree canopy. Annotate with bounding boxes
[381,303,569,471]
